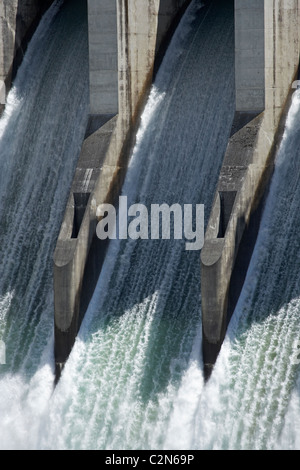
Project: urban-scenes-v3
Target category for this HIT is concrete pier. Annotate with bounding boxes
[201,0,300,380]
[235,0,265,114]
[53,0,192,380]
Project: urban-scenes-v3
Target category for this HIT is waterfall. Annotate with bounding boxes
[4,0,297,451]
[39,0,235,450]
[192,88,300,450]
[0,0,89,449]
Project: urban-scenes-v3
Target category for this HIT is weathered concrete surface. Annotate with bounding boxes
[88,0,118,117]
[201,0,300,380]
[0,0,54,111]
[88,0,189,120]
[54,0,192,380]
[235,0,265,113]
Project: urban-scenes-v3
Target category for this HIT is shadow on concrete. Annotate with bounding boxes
[1,0,55,96]
[13,0,55,80]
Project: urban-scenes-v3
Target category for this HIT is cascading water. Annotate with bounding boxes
[191,87,300,450]
[1,0,236,450]
[5,0,300,452]
[0,0,89,449]
[38,0,235,450]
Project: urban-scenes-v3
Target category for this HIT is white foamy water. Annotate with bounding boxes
[39,0,235,450]
[5,0,295,451]
[0,0,89,449]
[192,88,300,450]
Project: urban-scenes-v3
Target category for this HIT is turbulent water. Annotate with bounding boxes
[0,0,89,448]
[191,88,300,450]
[0,0,236,449]
[40,0,235,450]
[2,0,300,451]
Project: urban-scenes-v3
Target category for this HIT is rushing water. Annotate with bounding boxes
[192,88,300,450]
[0,0,89,449]
[3,0,300,451]
[0,0,236,449]
[39,0,235,450]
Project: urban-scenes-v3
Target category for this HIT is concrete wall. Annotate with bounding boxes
[201,0,300,380]
[87,0,189,118]
[88,0,118,116]
[0,0,54,107]
[235,0,265,113]
[53,0,192,380]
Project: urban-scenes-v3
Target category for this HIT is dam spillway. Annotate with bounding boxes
[1,0,300,451]
[0,0,89,447]
[0,0,235,449]
[51,0,300,378]
[46,0,236,449]
[193,87,300,450]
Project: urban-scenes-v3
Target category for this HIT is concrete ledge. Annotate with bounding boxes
[53,116,117,373]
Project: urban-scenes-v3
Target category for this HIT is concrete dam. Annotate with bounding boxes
[1,0,300,387]
[2,0,300,451]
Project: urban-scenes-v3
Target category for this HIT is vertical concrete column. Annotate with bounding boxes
[235,0,265,113]
[265,0,299,114]
[117,0,160,123]
[0,1,4,105]
[87,0,118,118]
[0,1,16,107]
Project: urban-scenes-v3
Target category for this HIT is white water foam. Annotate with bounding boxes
[0,0,89,449]
[40,0,235,450]
[191,88,300,450]
[0,0,238,450]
